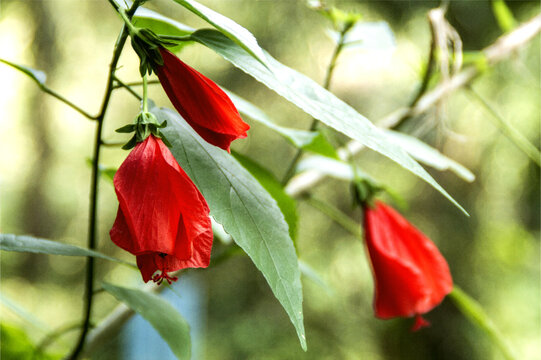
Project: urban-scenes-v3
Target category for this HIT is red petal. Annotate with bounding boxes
[110,136,213,282]
[157,48,249,151]
[364,201,453,319]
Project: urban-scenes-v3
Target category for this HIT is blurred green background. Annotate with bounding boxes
[0,0,539,359]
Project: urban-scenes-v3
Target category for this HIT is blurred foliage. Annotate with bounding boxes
[0,0,539,359]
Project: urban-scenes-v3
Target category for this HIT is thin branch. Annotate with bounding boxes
[0,59,97,120]
[66,1,143,359]
[286,13,541,197]
[113,76,142,100]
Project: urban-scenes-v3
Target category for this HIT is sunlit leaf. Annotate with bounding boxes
[173,0,269,67]
[153,106,307,350]
[384,131,475,182]
[190,29,466,215]
[233,152,299,242]
[0,234,132,266]
[133,6,195,52]
[102,283,191,360]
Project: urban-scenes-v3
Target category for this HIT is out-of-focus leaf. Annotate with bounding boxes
[86,158,117,184]
[297,155,355,181]
[384,131,475,182]
[299,260,333,295]
[0,234,133,266]
[153,106,307,350]
[0,294,49,331]
[225,90,338,158]
[0,59,46,86]
[0,323,59,360]
[491,0,516,33]
[233,152,299,242]
[328,21,395,51]
[173,0,269,68]
[102,283,191,360]
[190,29,466,215]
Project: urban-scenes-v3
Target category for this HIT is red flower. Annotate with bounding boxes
[110,135,213,284]
[363,201,453,331]
[156,48,250,152]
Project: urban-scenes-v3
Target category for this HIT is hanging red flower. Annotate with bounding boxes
[156,48,250,152]
[363,201,453,331]
[110,135,213,284]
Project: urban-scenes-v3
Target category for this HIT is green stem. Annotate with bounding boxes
[281,25,350,185]
[468,87,540,167]
[0,58,97,120]
[158,34,193,42]
[142,74,148,112]
[449,286,519,360]
[112,79,160,88]
[66,1,143,359]
[305,195,361,239]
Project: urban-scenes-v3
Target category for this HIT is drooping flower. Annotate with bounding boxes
[363,201,453,331]
[110,135,213,284]
[156,48,250,152]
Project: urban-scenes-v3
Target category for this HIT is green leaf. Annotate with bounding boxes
[232,152,299,242]
[383,130,475,182]
[134,6,194,36]
[133,6,195,52]
[102,283,191,360]
[0,323,59,360]
[491,0,516,33]
[153,106,307,350]
[298,260,333,295]
[173,0,269,68]
[225,90,337,158]
[0,58,46,86]
[0,234,133,266]
[190,29,466,215]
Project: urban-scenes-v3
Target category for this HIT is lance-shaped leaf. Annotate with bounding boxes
[153,106,307,350]
[233,152,299,242]
[173,0,269,67]
[384,130,475,182]
[189,29,466,215]
[103,283,191,360]
[0,59,46,86]
[225,90,338,158]
[0,234,132,266]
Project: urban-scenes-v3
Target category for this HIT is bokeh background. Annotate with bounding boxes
[0,0,539,359]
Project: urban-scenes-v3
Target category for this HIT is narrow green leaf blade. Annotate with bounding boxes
[492,0,516,33]
[0,234,132,266]
[191,29,466,215]
[134,7,194,36]
[384,130,475,182]
[225,89,337,157]
[173,0,269,67]
[102,283,191,360]
[0,58,46,86]
[153,106,306,350]
[233,152,299,242]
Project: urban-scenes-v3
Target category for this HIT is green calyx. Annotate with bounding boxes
[351,178,383,209]
[116,112,172,150]
[119,8,176,77]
